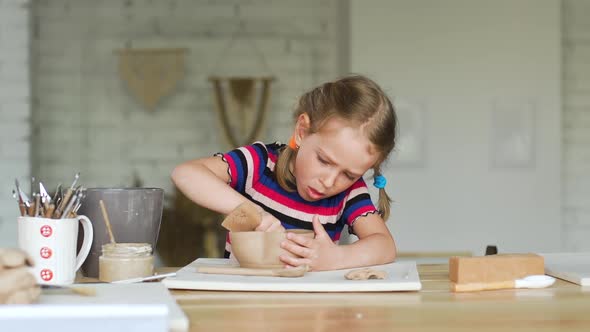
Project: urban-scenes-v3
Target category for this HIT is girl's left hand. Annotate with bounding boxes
[279,215,341,271]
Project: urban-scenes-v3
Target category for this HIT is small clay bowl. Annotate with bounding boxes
[230,229,314,269]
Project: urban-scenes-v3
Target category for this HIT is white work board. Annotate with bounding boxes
[540,252,590,286]
[163,258,422,292]
[0,283,188,332]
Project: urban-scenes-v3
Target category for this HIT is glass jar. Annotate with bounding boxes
[98,243,154,282]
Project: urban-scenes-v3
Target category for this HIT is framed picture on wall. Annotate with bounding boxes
[391,98,427,168]
[490,99,536,168]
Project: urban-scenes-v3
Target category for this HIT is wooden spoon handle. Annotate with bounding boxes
[197,266,275,276]
[196,265,306,278]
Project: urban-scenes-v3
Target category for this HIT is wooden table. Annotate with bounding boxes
[166,264,590,332]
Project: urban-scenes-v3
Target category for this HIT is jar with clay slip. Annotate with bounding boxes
[99,243,153,282]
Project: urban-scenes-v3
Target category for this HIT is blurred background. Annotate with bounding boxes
[0,0,586,266]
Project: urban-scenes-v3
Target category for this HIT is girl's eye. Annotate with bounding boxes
[345,173,356,181]
[317,156,328,164]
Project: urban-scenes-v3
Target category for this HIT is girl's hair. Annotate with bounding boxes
[275,75,398,220]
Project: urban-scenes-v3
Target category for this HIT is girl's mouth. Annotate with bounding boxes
[307,187,324,199]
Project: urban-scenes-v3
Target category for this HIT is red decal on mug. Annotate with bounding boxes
[40,269,53,281]
[40,225,53,237]
[40,247,52,259]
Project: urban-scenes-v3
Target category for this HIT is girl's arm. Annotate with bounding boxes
[336,213,397,268]
[280,213,396,271]
[171,156,284,231]
[171,156,248,215]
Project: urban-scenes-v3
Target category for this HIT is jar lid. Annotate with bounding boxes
[101,243,152,257]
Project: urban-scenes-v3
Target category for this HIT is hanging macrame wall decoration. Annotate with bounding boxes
[208,15,276,147]
[210,76,274,147]
[117,48,188,111]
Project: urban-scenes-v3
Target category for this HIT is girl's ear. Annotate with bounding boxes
[294,113,311,145]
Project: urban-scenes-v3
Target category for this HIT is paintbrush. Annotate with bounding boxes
[99,200,116,243]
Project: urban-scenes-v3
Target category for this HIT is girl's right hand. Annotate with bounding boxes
[255,210,285,232]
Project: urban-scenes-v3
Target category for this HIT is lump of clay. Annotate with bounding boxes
[345,268,387,280]
[0,248,40,304]
[221,201,262,232]
[0,248,33,269]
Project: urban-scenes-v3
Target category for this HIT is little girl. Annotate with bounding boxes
[172,75,398,271]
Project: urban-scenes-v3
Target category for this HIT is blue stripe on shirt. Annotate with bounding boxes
[342,199,370,223]
[227,150,245,191]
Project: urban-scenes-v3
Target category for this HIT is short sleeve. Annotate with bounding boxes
[341,178,379,229]
[215,142,268,194]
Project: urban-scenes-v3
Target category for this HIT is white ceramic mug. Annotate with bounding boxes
[17,216,93,285]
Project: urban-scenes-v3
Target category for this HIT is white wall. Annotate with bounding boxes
[352,0,562,254]
[0,0,31,247]
[563,0,590,251]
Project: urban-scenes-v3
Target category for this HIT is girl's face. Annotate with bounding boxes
[293,115,380,201]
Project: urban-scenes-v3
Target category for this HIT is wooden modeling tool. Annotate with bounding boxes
[34,193,41,217]
[54,173,79,218]
[14,179,31,214]
[111,272,178,284]
[44,203,55,219]
[197,265,307,278]
[221,201,262,232]
[12,190,25,216]
[27,198,36,217]
[99,200,116,244]
[39,182,50,212]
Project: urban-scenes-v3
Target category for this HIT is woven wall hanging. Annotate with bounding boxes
[117,48,188,111]
[209,76,274,147]
[208,17,276,147]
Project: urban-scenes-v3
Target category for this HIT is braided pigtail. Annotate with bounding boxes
[373,167,392,221]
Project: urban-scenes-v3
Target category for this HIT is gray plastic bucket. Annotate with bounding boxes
[77,188,164,278]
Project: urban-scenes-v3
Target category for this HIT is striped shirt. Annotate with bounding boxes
[217,142,378,257]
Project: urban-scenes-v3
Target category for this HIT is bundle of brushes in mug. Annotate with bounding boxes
[12,172,86,219]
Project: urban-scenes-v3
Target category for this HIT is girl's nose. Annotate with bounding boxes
[320,170,337,189]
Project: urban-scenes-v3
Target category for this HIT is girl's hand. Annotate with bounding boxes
[255,210,285,232]
[279,215,341,271]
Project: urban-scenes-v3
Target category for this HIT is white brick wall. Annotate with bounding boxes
[0,0,31,247]
[30,0,342,196]
[563,0,590,251]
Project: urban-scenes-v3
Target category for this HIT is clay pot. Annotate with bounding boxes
[230,229,314,269]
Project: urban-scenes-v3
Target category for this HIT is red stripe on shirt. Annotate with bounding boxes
[253,182,344,216]
[349,179,366,191]
[333,232,341,242]
[347,205,376,226]
[268,149,278,164]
